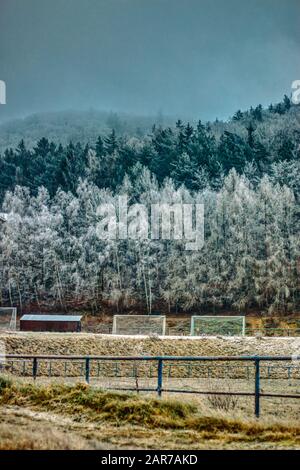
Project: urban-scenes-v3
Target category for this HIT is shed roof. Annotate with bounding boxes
[20,315,82,322]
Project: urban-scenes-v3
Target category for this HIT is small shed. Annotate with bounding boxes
[20,314,82,332]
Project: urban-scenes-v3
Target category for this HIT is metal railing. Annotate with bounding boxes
[2,354,300,418]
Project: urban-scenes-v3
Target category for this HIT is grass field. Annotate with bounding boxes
[1,331,300,357]
[0,377,299,450]
[0,331,299,449]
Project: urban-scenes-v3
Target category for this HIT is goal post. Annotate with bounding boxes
[0,307,17,331]
[191,315,246,337]
[112,315,166,336]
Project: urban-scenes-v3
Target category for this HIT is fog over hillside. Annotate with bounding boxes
[0,109,178,153]
[1,0,299,122]
[0,96,299,152]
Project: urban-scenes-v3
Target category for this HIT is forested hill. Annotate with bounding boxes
[0,109,175,154]
[0,95,299,202]
[0,96,300,314]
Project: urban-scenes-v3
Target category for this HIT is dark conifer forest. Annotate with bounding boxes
[0,96,299,314]
[0,96,299,200]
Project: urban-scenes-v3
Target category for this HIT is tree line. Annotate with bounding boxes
[0,96,299,314]
[0,169,299,315]
[0,96,299,203]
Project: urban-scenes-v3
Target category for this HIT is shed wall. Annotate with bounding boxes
[20,320,81,332]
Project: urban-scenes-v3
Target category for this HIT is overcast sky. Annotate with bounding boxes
[0,0,299,123]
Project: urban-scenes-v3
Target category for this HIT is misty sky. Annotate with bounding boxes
[0,0,299,123]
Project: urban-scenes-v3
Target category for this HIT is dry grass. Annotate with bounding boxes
[1,331,300,358]
[0,332,299,449]
[0,412,92,450]
[0,377,300,450]
[1,332,300,381]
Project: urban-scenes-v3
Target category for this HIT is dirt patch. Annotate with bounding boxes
[0,406,95,450]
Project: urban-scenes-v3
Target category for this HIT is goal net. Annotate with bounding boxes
[191,316,245,336]
[112,315,166,336]
[0,307,17,331]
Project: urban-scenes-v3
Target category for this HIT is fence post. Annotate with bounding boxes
[33,357,38,381]
[254,358,260,418]
[157,359,163,397]
[85,357,90,384]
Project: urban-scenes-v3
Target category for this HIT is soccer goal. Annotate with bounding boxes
[190,316,246,336]
[112,315,166,336]
[0,307,17,331]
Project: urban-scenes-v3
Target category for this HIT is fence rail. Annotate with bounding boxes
[2,354,300,418]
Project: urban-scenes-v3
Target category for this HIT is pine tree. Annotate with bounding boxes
[104,129,118,155]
